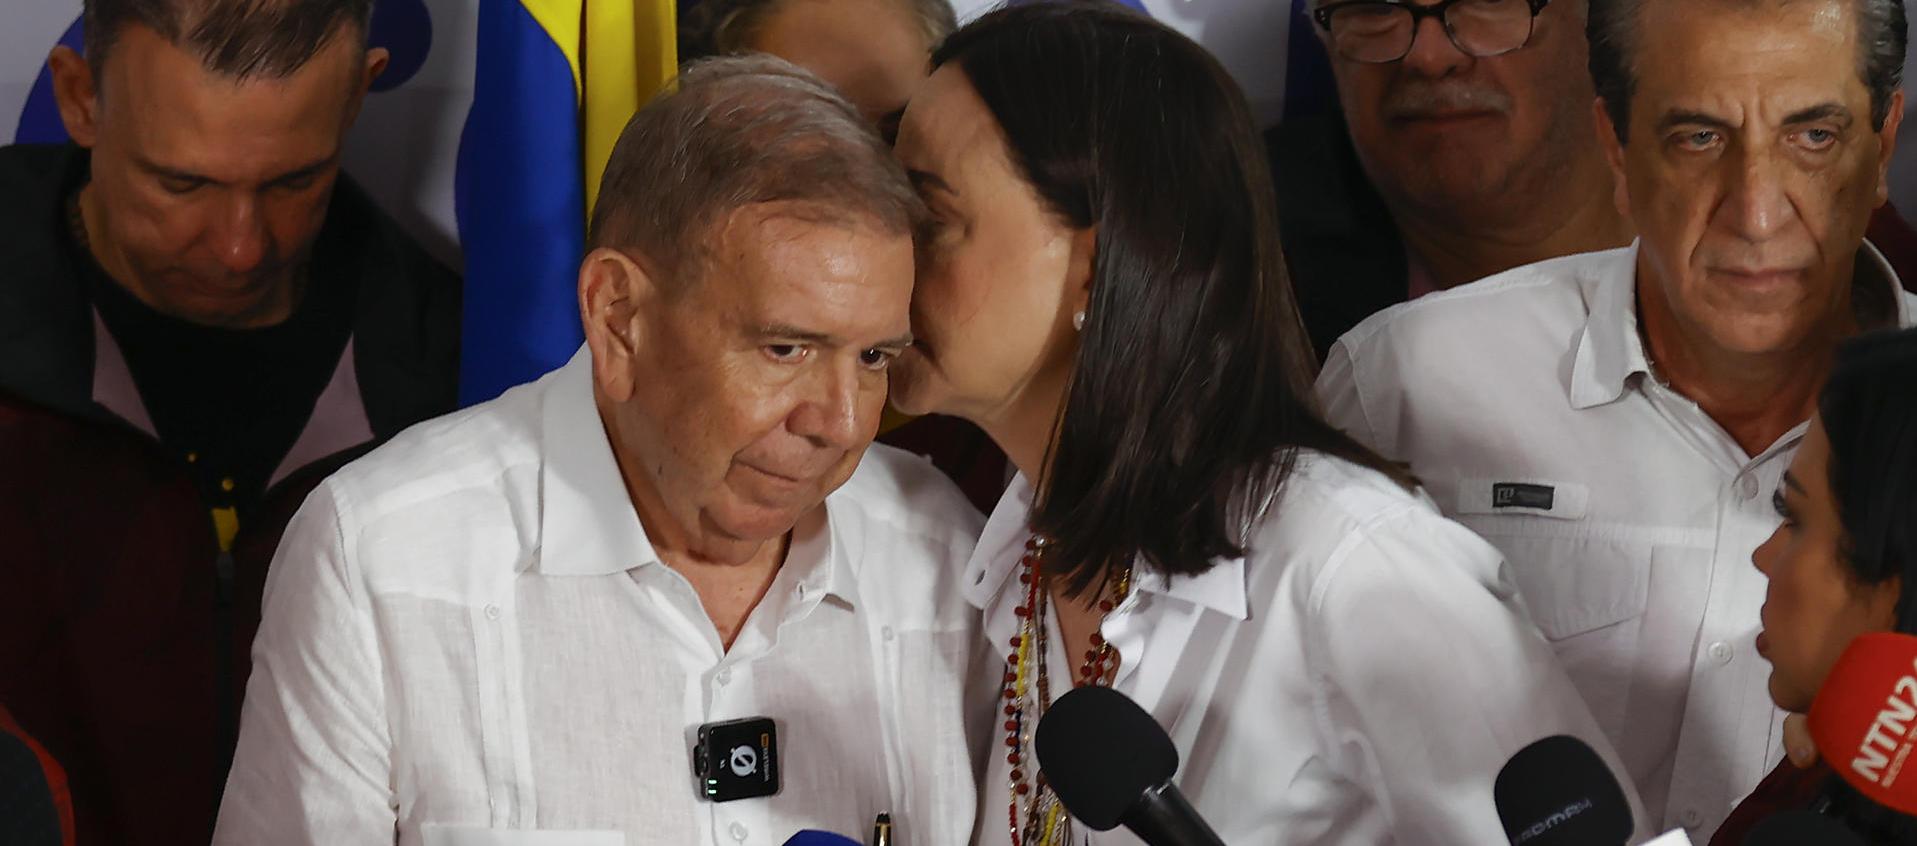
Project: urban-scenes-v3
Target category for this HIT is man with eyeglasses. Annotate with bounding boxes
[1318,0,1916,838]
[1271,0,1631,358]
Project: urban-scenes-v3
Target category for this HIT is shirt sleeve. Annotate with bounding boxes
[1315,339,1386,452]
[214,482,396,845]
[1303,507,1652,844]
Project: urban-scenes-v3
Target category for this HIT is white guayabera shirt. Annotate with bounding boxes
[214,348,989,846]
[969,455,1646,845]
[1317,243,1917,840]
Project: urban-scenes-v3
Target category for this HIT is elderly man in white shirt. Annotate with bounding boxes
[1317,0,1916,839]
[213,57,986,846]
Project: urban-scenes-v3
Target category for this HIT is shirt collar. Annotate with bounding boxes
[1129,553,1250,621]
[1568,243,1648,411]
[535,346,662,576]
[533,346,855,608]
[961,472,1249,621]
[1569,239,1915,411]
[783,497,855,609]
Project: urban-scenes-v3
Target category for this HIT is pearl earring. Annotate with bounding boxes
[1073,310,1086,331]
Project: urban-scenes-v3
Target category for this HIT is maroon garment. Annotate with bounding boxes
[1870,204,1917,294]
[0,394,354,846]
[877,413,1009,513]
[1710,758,1834,846]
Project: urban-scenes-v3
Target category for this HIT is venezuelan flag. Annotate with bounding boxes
[454,0,677,405]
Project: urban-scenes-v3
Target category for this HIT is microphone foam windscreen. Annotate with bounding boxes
[1034,686,1179,831]
[1740,810,1867,845]
[1809,632,1917,816]
[1494,734,1633,845]
[0,727,63,846]
[780,832,862,846]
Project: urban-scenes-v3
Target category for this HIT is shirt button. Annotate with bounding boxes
[483,604,501,621]
[882,626,896,642]
[715,667,732,686]
[1709,640,1733,665]
[1681,807,1704,828]
[1736,474,1759,501]
[729,821,748,841]
[796,583,809,599]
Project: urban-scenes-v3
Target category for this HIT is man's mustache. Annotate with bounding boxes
[1382,81,1513,118]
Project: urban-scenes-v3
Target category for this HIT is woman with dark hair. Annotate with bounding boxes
[889,3,1641,843]
[1715,328,1917,845]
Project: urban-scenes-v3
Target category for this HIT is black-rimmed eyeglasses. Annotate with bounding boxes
[1312,0,1551,64]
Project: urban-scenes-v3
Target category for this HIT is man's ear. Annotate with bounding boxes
[1875,89,1904,207]
[579,247,656,403]
[1593,97,1631,220]
[48,46,100,148]
[345,47,390,128]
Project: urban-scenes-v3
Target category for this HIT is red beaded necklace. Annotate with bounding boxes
[1000,534,1133,846]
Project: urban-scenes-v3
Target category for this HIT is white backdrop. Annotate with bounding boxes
[7,0,1917,268]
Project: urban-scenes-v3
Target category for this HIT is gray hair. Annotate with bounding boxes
[83,0,373,80]
[1589,0,1907,141]
[680,0,958,61]
[588,55,927,286]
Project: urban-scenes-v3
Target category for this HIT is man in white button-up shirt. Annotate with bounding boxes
[214,57,987,846]
[1318,0,1915,839]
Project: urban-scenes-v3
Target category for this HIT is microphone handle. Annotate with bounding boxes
[1121,781,1227,846]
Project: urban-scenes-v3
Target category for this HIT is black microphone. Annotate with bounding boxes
[1741,809,1867,845]
[0,721,65,846]
[1495,734,1634,845]
[1033,686,1225,846]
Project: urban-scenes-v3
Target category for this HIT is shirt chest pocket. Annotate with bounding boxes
[1453,485,1653,736]
[1449,479,1651,628]
[1473,529,1653,643]
[1449,478,1645,632]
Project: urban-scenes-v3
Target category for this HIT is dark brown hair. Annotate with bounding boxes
[935,1,1414,596]
[83,0,373,80]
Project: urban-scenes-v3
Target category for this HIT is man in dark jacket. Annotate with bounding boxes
[0,1,459,844]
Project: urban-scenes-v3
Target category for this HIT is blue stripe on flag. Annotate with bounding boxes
[454,0,586,405]
[14,17,83,144]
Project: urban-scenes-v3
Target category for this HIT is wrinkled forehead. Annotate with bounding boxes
[96,24,359,177]
[1631,0,1869,117]
[693,203,913,312]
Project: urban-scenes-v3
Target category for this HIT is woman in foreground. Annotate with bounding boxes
[889,3,1641,843]
[1717,328,1917,845]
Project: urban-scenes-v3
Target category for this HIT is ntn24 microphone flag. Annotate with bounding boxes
[1809,631,1917,816]
[455,0,676,405]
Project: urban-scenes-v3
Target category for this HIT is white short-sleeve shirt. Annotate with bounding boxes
[1316,242,1916,839]
[214,348,989,846]
[968,452,1644,845]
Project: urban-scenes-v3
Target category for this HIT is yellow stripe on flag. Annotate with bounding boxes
[519,0,585,97]
[583,0,679,215]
